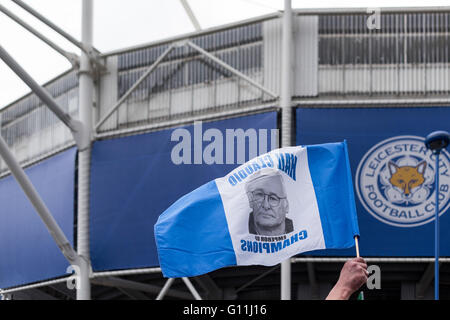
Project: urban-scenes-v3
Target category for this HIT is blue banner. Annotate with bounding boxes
[297,107,450,257]
[90,112,278,271]
[0,148,76,288]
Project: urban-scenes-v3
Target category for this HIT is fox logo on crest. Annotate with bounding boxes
[388,161,427,199]
[381,158,431,205]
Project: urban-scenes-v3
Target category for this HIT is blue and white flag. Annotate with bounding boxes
[154,141,359,278]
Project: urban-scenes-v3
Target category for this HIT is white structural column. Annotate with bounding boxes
[280,0,293,300]
[77,0,94,300]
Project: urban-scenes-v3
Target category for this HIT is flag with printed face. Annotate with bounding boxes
[154,141,359,278]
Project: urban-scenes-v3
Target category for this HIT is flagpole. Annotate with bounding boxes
[354,236,364,300]
[354,236,360,258]
[424,130,450,301]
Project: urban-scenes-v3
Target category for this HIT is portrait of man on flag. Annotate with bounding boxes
[246,169,294,236]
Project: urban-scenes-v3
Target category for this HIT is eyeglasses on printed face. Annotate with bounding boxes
[250,190,286,207]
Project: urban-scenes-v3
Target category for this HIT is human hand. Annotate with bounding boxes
[326,257,368,300]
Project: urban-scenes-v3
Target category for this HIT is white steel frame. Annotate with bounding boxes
[2,3,450,300]
[0,0,93,300]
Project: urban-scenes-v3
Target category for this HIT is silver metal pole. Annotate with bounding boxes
[280,0,293,301]
[0,45,72,128]
[95,44,176,131]
[0,277,70,295]
[434,153,440,300]
[0,44,88,149]
[0,135,79,265]
[181,277,202,300]
[0,4,79,66]
[10,0,89,53]
[186,41,278,99]
[156,278,175,300]
[76,0,94,300]
[179,0,201,31]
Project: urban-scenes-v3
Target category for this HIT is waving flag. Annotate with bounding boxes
[154,141,359,278]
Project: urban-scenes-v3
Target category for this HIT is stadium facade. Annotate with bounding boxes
[1,5,450,300]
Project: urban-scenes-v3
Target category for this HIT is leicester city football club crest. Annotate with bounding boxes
[356,135,450,227]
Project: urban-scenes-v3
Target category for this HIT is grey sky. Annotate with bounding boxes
[0,0,447,109]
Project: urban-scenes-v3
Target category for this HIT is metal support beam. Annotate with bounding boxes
[0,44,89,149]
[156,278,175,300]
[9,0,105,74]
[186,40,278,99]
[0,4,79,67]
[193,275,222,299]
[416,262,442,299]
[95,103,277,140]
[182,277,202,300]
[280,0,293,301]
[180,0,201,31]
[94,43,176,131]
[10,0,89,53]
[280,0,293,147]
[0,293,11,300]
[306,262,319,299]
[0,277,69,296]
[91,277,193,300]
